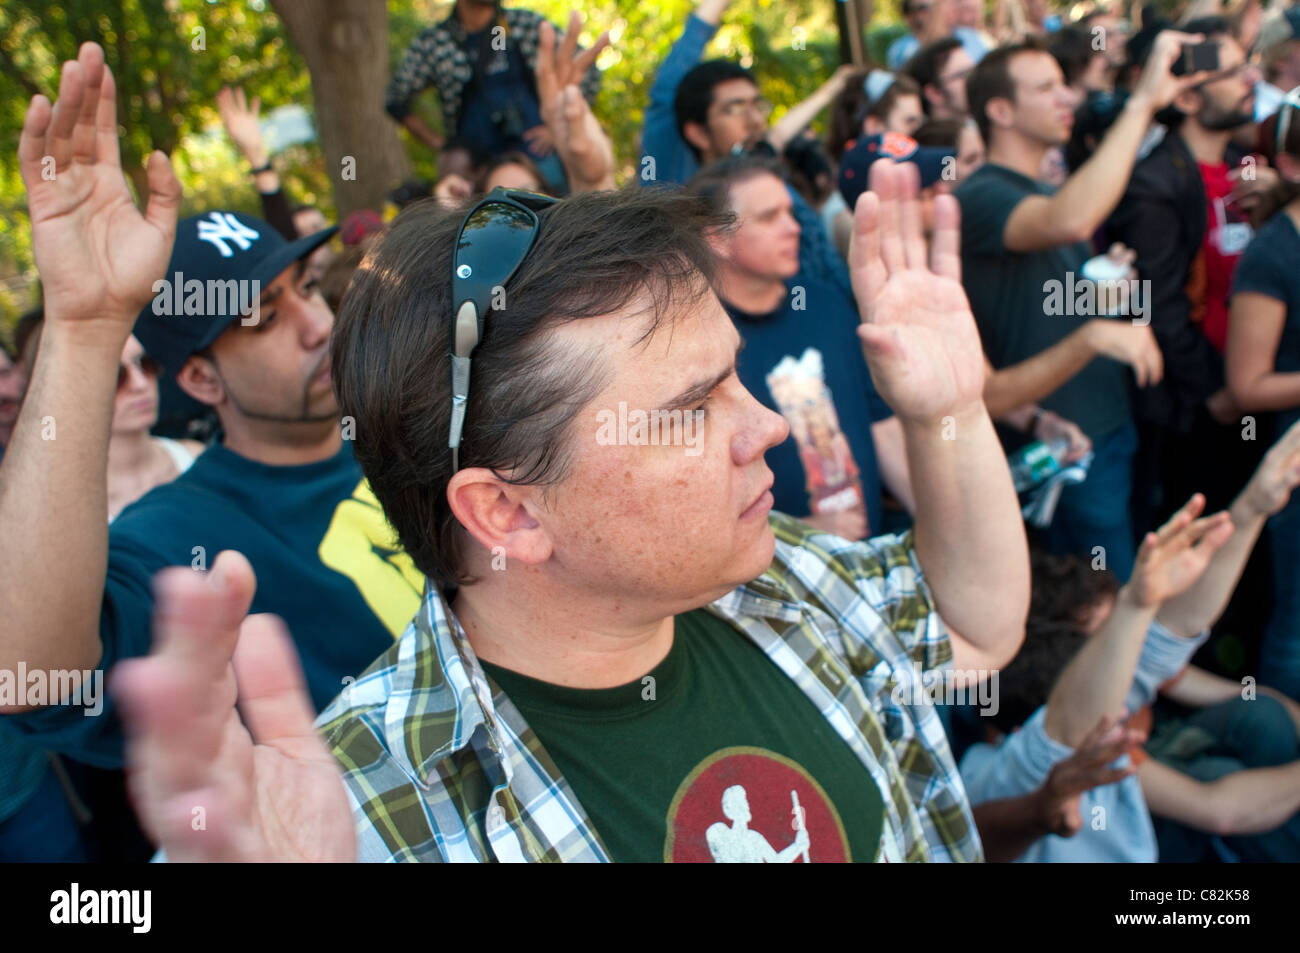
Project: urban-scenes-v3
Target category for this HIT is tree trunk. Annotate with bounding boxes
[269,0,411,218]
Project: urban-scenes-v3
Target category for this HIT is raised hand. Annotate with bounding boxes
[536,15,615,194]
[535,11,609,131]
[1130,30,1214,112]
[1126,494,1235,609]
[1036,714,1143,838]
[19,42,181,330]
[1238,417,1300,519]
[114,552,356,862]
[848,160,986,425]
[216,86,268,167]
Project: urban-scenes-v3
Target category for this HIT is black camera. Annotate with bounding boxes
[491,105,529,143]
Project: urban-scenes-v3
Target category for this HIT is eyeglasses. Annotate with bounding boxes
[1194,61,1256,87]
[713,96,774,119]
[1278,85,1300,155]
[449,187,558,473]
[117,353,159,392]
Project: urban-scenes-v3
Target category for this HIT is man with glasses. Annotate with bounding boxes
[0,45,422,787]
[1108,19,1269,529]
[639,0,857,293]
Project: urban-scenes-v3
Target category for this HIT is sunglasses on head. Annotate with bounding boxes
[449,187,559,473]
[118,353,160,392]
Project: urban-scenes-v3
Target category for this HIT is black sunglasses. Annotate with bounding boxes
[449,187,558,472]
[117,353,160,392]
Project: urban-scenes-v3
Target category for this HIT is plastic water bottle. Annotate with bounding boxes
[1008,440,1071,493]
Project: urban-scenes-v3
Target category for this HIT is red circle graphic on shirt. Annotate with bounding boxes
[663,746,853,863]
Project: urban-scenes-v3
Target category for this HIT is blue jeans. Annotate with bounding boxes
[1151,695,1300,862]
[1263,496,1300,701]
[1044,421,1138,582]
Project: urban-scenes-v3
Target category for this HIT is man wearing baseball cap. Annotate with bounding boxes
[0,45,422,775]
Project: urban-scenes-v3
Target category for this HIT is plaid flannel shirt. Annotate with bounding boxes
[317,512,984,862]
[384,7,601,136]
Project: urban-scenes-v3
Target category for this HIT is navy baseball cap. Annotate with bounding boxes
[135,211,337,378]
[838,133,955,211]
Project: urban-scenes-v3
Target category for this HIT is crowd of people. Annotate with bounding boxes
[3,0,1300,863]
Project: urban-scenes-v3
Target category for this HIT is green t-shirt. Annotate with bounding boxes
[480,608,886,863]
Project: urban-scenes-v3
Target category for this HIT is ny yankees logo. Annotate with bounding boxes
[196,212,260,257]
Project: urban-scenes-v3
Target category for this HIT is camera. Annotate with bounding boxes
[1172,41,1220,76]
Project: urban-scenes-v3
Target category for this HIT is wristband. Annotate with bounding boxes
[1031,408,1045,434]
[249,160,273,175]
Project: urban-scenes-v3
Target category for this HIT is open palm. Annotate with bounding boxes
[848,161,985,425]
[115,552,356,863]
[19,43,179,327]
[1128,495,1235,609]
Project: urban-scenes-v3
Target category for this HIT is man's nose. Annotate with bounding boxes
[297,295,334,350]
[733,395,789,466]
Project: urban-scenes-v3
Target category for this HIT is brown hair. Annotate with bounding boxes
[866,75,923,128]
[331,189,727,592]
[967,37,1053,146]
[1253,102,1300,227]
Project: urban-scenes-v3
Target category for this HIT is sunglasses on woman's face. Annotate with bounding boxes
[117,354,160,392]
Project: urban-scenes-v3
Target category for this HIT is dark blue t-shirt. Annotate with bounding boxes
[724,278,893,534]
[5,442,423,767]
[1231,211,1300,437]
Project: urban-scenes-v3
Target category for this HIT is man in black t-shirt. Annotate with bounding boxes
[956,30,1210,580]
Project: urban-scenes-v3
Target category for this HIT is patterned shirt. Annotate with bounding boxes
[384,7,601,137]
[317,512,983,862]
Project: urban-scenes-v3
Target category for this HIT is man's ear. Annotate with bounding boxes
[924,84,945,111]
[446,468,553,569]
[704,225,732,260]
[175,353,225,408]
[984,96,1015,134]
[1171,87,1200,119]
[682,120,714,158]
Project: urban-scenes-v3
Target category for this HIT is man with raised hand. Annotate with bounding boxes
[110,150,1027,861]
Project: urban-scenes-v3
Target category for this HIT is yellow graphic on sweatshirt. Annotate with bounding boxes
[319,480,424,637]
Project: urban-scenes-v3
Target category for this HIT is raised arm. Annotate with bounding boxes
[848,160,1028,672]
[536,13,614,194]
[0,43,180,699]
[1158,417,1300,637]
[1002,31,1207,252]
[768,65,857,154]
[1042,496,1234,748]
[215,86,295,240]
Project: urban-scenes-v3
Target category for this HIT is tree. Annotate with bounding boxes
[269,0,411,218]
